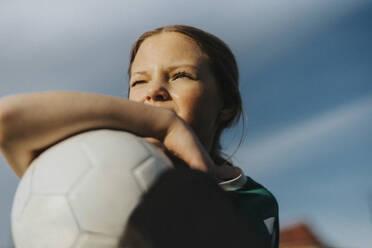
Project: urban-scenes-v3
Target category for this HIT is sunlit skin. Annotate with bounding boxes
[0,31,239,180]
[128,32,240,180]
[128,32,224,154]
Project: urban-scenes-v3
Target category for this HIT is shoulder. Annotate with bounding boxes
[218,168,278,213]
[220,170,279,247]
[230,176,279,219]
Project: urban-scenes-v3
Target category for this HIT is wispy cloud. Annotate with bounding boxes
[0,0,367,95]
[234,95,372,176]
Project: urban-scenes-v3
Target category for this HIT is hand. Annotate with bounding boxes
[142,114,215,177]
[164,116,217,177]
[143,137,166,153]
[144,114,240,181]
[143,137,194,171]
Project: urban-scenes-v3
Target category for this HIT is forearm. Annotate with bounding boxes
[0,91,174,175]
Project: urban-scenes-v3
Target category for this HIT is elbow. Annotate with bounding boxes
[0,109,7,148]
[0,99,16,148]
[0,109,27,178]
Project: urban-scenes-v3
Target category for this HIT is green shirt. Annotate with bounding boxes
[220,174,279,248]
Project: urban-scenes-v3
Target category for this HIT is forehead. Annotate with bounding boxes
[131,32,209,73]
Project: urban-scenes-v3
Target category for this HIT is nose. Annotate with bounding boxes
[145,82,170,102]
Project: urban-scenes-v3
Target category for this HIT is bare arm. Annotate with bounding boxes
[0,91,214,178]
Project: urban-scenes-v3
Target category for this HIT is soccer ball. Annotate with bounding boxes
[11,129,173,248]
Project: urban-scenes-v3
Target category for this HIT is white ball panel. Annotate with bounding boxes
[13,195,79,248]
[140,138,173,165]
[79,130,150,170]
[133,156,171,191]
[11,129,174,247]
[73,233,118,248]
[32,141,92,194]
[11,164,34,221]
[68,159,143,236]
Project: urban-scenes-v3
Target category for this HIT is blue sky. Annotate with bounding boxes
[0,0,371,247]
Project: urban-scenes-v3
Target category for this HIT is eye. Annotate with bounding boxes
[131,80,146,87]
[172,71,194,80]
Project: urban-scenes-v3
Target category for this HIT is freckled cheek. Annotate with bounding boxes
[128,90,144,102]
[175,87,207,123]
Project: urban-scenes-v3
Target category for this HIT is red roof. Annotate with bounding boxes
[279,222,326,248]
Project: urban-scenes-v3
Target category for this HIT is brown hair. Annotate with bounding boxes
[127,25,246,167]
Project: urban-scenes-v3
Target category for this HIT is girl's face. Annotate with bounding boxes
[128,32,223,151]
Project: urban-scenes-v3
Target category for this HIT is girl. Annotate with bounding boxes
[0,25,279,247]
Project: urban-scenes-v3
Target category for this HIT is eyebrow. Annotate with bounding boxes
[131,64,199,76]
